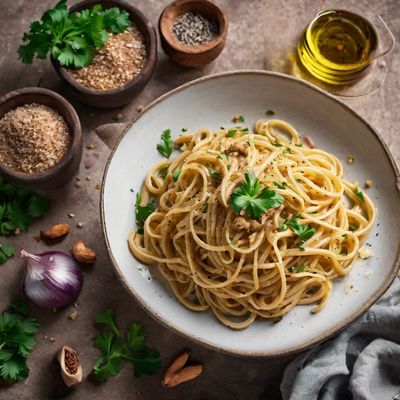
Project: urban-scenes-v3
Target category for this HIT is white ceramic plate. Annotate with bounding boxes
[101,71,400,356]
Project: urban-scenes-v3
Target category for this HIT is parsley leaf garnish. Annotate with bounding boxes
[0,300,39,382]
[286,215,316,242]
[172,169,181,182]
[135,194,155,234]
[289,264,305,273]
[355,188,365,203]
[231,172,284,219]
[93,309,160,382]
[273,181,287,190]
[210,170,222,182]
[157,129,173,159]
[0,244,15,265]
[349,224,357,231]
[0,177,49,236]
[159,165,169,179]
[18,0,131,68]
[272,142,282,147]
[227,129,237,137]
[238,115,245,122]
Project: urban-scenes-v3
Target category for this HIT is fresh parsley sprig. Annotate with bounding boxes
[93,309,161,382]
[135,194,155,235]
[18,0,131,68]
[0,300,39,382]
[0,244,15,265]
[283,215,316,245]
[157,129,174,159]
[231,172,284,219]
[0,176,49,236]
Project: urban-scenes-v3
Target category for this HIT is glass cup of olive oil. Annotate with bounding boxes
[296,3,395,97]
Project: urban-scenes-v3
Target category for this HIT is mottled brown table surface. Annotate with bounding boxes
[0,1,399,399]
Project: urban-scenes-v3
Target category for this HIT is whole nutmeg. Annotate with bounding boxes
[72,240,96,263]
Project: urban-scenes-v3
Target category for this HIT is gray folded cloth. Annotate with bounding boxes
[281,277,400,400]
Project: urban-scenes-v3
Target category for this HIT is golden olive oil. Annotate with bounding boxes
[297,10,378,85]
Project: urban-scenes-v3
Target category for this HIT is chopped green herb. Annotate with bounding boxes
[93,309,160,383]
[342,233,348,238]
[159,165,169,179]
[266,110,276,116]
[0,176,49,236]
[280,223,288,231]
[203,203,208,213]
[273,181,287,190]
[242,127,249,133]
[0,299,39,382]
[272,142,282,147]
[287,215,316,242]
[349,224,357,231]
[220,127,225,130]
[289,264,305,273]
[355,189,365,203]
[284,147,294,154]
[227,165,231,171]
[246,140,253,146]
[238,115,245,122]
[0,244,15,265]
[157,129,173,159]
[295,178,301,183]
[295,144,303,147]
[231,172,284,219]
[299,243,305,251]
[18,0,131,68]
[130,188,134,193]
[135,194,155,234]
[172,169,181,182]
[210,170,222,182]
[227,129,237,137]
[181,128,188,132]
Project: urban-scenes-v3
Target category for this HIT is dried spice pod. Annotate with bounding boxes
[72,240,96,263]
[162,352,202,388]
[57,345,82,388]
[42,223,70,239]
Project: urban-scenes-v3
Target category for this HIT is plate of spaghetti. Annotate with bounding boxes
[101,71,400,356]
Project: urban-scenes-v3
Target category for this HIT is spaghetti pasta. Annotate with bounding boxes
[129,119,375,329]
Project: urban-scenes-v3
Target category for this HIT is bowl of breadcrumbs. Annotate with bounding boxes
[0,87,82,190]
[51,0,157,108]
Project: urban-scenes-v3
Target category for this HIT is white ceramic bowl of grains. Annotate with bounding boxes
[51,0,157,108]
[0,87,82,190]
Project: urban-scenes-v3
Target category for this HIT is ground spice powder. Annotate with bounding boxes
[69,25,147,90]
[0,103,70,174]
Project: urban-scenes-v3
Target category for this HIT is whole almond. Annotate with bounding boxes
[162,352,190,386]
[163,365,203,388]
[72,240,96,263]
[42,223,70,239]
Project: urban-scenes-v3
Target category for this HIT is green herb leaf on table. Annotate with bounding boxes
[0,300,39,382]
[0,177,49,236]
[157,129,174,159]
[18,0,131,68]
[0,244,15,265]
[93,309,160,382]
[135,194,155,235]
[231,172,284,219]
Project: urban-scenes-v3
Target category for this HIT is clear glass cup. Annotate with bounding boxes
[292,0,395,98]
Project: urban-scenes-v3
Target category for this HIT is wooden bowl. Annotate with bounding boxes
[0,88,82,190]
[159,0,228,67]
[51,0,157,108]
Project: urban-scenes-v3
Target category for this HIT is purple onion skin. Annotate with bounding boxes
[21,250,84,309]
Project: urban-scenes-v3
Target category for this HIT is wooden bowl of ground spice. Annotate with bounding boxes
[51,0,157,108]
[159,0,228,67]
[0,87,82,190]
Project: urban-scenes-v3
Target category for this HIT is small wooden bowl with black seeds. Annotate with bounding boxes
[159,0,228,67]
[51,0,157,108]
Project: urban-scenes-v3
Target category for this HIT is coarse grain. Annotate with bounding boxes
[69,26,147,90]
[0,103,70,174]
